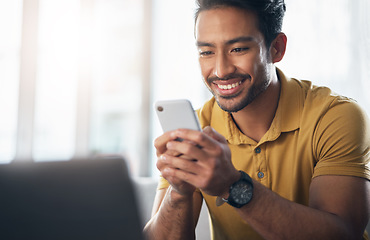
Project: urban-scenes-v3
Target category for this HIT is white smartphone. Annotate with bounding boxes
[154,99,201,133]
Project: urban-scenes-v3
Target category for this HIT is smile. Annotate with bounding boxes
[216,80,243,90]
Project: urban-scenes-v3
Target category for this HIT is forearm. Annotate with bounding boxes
[143,187,196,240]
[237,181,358,240]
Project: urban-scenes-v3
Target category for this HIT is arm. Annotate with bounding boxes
[237,101,370,239]
[235,175,369,240]
[143,187,203,240]
[163,126,369,239]
[143,131,203,240]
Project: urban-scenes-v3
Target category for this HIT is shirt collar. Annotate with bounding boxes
[275,68,302,133]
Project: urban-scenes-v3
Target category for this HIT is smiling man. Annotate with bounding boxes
[144,0,370,239]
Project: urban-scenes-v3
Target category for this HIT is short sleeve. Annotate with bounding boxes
[157,175,170,190]
[313,99,370,180]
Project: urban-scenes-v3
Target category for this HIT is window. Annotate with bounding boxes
[0,0,151,176]
[277,0,370,115]
[34,0,80,160]
[0,0,22,163]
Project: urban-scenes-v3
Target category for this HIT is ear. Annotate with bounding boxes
[270,33,287,63]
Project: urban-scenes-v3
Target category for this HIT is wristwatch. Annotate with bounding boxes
[217,170,254,208]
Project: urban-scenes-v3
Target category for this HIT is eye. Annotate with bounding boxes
[198,50,214,57]
[231,47,249,53]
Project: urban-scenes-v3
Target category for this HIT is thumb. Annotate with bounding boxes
[202,126,227,144]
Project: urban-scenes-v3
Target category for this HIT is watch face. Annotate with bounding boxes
[230,181,253,204]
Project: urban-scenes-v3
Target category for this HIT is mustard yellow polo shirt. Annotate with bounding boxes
[158,69,370,239]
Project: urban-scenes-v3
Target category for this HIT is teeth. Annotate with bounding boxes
[217,81,242,90]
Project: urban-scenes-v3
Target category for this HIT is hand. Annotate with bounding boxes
[158,126,240,197]
[155,131,196,195]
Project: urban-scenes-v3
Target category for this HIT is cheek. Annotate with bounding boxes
[234,56,257,74]
[199,59,213,79]
[244,51,267,75]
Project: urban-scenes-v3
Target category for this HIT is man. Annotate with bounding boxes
[144,0,370,239]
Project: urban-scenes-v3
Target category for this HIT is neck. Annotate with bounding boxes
[231,71,280,142]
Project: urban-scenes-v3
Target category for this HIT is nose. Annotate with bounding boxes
[214,53,235,79]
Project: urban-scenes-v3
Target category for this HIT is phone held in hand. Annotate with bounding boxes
[154,99,201,133]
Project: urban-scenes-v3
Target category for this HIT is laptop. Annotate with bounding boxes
[0,156,144,240]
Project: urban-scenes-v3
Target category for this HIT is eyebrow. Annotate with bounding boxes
[196,36,255,47]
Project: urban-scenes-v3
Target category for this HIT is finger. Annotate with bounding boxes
[154,130,178,156]
[166,140,205,162]
[169,129,232,174]
[170,128,221,152]
[160,154,201,175]
[158,158,196,188]
[156,154,181,173]
[166,149,183,157]
[164,167,199,188]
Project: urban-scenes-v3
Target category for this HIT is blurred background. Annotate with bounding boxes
[0,0,369,177]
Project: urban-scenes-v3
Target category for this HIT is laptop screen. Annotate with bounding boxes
[0,157,144,240]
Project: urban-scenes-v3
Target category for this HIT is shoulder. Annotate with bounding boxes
[308,92,370,180]
[196,97,217,129]
[283,75,370,179]
[302,85,369,134]
[312,96,370,157]
[293,78,369,131]
[297,81,370,150]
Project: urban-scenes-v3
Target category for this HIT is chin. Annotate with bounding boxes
[216,97,251,113]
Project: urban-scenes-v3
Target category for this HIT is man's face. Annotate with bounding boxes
[195,7,274,113]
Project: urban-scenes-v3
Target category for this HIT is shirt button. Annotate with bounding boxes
[258,172,265,179]
[255,147,261,154]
